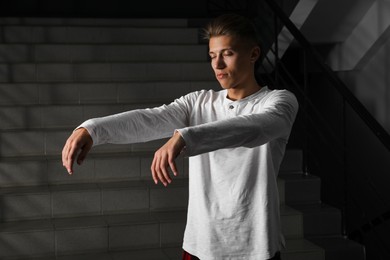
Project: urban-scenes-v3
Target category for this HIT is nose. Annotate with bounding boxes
[213,55,226,70]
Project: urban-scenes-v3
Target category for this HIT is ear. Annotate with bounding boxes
[250,46,261,63]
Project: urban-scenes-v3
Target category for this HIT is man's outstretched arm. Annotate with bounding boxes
[62,128,93,175]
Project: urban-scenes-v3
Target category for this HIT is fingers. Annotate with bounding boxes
[169,156,178,177]
[151,154,160,185]
[62,128,93,175]
[150,133,185,186]
[151,151,174,187]
[62,140,72,174]
[62,138,79,175]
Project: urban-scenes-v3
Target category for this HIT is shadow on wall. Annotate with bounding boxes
[337,38,390,134]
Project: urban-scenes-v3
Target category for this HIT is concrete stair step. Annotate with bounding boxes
[0,206,305,259]
[0,104,158,130]
[0,240,326,260]
[0,81,219,105]
[14,249,172,260]
[309,237,365,260]
[0,62,214,83]
[0,44,208,63]
[279,149,303,173]
[5,240,325,260]
[281,239,325,260]
[291,203,342,237]
[281,205,304,239]
[0,26,199,44]
[0,129,168,157]
[0,17,189,27]
[279,173,322,205]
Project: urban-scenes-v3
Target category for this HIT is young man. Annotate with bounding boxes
[62,14,298,260]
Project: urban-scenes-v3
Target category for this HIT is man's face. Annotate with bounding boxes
[209,35,258,90]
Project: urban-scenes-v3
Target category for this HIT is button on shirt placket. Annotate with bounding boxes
[228,103,237,117]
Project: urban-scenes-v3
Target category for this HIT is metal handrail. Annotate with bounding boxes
[264,0,390,152]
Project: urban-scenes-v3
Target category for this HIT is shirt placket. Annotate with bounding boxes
[227,102,237,117]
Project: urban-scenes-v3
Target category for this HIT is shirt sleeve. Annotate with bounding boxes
[78,93,195,146]
[176,90,299,156]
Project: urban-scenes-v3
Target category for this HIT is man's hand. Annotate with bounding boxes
[62,128,93,175]
[151,131,185,186]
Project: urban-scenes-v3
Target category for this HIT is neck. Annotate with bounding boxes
[227,80,262,101]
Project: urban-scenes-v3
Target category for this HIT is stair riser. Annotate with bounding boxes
[282,239,325,260]
[282,214,304,239]
[308,237,366,260]
[280,176,321,205]
[0,45,208,63]
[279,149,303,173]
[0,18,188,27]
[0,230,55,259]
[0,27,199,44]
[290,204,344,238]
[283,178,322,205]
[281,251,325,260]
[0,62,214,83]
[0,81,219,106]
[301,211,342,237]
[0,131,168,157]
[0,104,148,130]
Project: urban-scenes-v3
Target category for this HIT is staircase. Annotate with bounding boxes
[0,17,364,260]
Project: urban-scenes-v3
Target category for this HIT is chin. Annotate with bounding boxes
[217,81,233,89]
[220,84,236,90]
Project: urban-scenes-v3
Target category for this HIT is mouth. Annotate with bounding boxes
[216,73,228,79]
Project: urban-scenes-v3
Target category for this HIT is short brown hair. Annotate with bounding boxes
[203,14,260,46]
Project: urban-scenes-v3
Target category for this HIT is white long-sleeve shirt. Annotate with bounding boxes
[79,86,298,260]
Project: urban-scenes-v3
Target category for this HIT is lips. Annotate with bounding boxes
[216,73,228,79]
